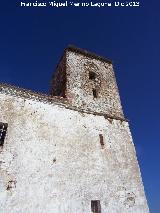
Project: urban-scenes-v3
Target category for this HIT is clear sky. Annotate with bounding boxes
[0,0,160,212]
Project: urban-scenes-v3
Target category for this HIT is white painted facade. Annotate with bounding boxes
[0,46,149,213]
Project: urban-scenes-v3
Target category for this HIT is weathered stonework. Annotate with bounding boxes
[51,46,124,119]
[0,46,149,213]
[50,54,67,98]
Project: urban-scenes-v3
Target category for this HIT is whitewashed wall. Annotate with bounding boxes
[0,92,149,213]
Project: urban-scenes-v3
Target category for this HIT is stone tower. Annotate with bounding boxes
[50,46,123,119]
[0,46,149,213]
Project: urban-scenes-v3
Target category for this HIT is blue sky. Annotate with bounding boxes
[0,0,160,212]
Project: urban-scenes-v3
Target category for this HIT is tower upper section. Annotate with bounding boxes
[50,46,124,119]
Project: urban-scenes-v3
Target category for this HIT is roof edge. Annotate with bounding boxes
[0,83,127,122]
[65,45,112,64]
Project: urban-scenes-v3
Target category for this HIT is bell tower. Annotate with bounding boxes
[50,45,124,119]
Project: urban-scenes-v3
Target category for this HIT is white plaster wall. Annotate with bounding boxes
[0,93,149,213]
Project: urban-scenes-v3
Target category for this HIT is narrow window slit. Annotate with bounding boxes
[91,200,101,213]
[93,89,98,98]
[0,122,8,146]
[99,134,104,148]
[89,71,96,80]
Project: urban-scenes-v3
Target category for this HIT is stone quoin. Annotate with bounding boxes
[0,46,149,213]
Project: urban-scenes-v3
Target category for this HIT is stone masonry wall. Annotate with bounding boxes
[65,50,124,119]
[0,92,149,213]
[50,54,67,98]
